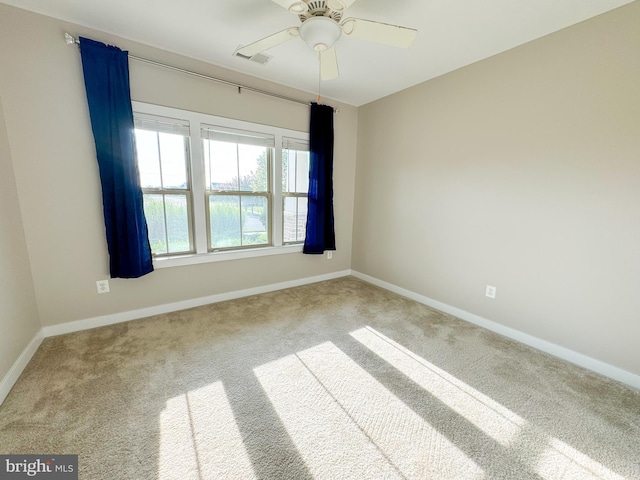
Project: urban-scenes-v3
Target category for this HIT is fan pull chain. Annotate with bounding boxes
[317,51,322,104]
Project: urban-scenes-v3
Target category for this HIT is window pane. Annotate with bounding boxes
[203,139,211,189]
[238,145,268,192]
[295,151,310,193]
[206,140,238,191]
[165,194,190,253]
[297,197,308,242]
[241,196,269,246]
[159,133,188,189]
[282,150,291,192]
[143,194,167,254]
[209,195,241,248]
[283,150,309,193]
[136,130,161,188]
[284,197,307,243]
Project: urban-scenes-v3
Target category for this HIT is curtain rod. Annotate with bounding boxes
[64,33,318,108]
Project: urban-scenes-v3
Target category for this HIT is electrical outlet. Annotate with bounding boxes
[96,280,110,294]
[485,285,496,299]
[327,251,333,259]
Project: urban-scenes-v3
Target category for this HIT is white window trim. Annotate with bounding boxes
[132,101,308,269]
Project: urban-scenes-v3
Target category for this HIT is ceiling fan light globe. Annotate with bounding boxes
[299,16,342,52]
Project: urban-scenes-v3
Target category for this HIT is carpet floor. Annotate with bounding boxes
[1,276,639,479]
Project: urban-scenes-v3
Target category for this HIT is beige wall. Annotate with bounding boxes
[354,2,640,375]
[0,4,358,327]
[0,94,41,380]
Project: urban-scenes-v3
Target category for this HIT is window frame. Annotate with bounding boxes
[282,139,310,245]
[134,114,195,257]
[132,101,309,269]
[201,124,274,252]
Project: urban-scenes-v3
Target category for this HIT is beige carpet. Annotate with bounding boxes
[1,277,639,479]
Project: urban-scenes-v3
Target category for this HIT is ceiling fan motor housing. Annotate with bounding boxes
[297,1,343,22]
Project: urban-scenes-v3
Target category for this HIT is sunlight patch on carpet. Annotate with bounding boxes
[353,326,629,480]
[159,382,257,480]
[254,342,483,480]
[536,437,627,480]
[351,326,526,447]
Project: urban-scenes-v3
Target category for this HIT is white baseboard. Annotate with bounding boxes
[42,270,352,338]
[5,268,636,408]
[351,270,640,391]
[0,329,44,405]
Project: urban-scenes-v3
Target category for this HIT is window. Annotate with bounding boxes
[282,137,310,244]
[134,115,193,256]
[132,102,309,267]
[202,125,274,251]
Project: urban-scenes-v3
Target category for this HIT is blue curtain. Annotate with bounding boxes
[304,102,336,254]
[79,37,153,278]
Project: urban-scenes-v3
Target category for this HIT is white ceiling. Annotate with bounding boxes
[1,0,635,106]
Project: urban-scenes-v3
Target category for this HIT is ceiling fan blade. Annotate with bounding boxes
[320,47,339,80]
[341,18,417,48]
[237,28,300,57]
[326,0,357,12]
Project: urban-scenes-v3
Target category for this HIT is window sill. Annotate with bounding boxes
[153,244,304,269]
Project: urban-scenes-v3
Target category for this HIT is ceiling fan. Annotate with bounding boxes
[237,0,418,80]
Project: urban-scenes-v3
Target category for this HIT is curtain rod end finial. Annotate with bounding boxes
[64,33,77,45]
